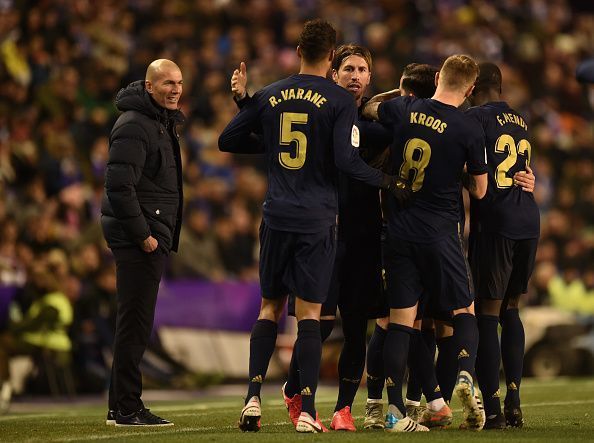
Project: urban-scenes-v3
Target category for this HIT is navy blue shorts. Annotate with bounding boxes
[469,232,538,301]
[383,232,474,313]
[259,221,336,304]
[318,232,385,318]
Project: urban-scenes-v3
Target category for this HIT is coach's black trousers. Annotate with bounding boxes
[108,247,166,415]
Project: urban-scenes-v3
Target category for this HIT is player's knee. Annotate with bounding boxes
[478,299,502,317]
[259,298,286,322]
[452,302,475,316]
[294,297,321,321]
[435,320,453,338]
[505,297,520,310]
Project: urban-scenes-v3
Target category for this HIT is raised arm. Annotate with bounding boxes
[334,102,411,206]
[218,96,264,154]
[361,88,401,120]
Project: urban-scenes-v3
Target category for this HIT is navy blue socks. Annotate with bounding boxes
[246,319,278,402]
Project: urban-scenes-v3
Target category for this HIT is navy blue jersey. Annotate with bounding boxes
[219,74,384,233]
[378,96,487,242]
[465,102,540,239]
[337,114,392,240]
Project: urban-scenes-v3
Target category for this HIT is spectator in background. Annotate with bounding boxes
[168,204,226,281]
[73,261,117,392]
[576,59,594,84]
[0,249,74,414]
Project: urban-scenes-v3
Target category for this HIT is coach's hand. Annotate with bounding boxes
[141,235,159,253]
[382,175,413,208]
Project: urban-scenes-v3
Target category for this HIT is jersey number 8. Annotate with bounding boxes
[399,138,432,191]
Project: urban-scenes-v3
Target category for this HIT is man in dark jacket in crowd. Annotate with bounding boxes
[101,59,184,427]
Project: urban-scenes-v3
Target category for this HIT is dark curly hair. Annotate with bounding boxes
[400,63,439,98]
[298,19,336,63]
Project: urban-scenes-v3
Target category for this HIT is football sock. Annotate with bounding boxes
[405,332,423,403]
[335,314,367,411]
[366,323,387,400]
[436,335,457,402]
[408,329,442,403]
[285,319,334,398]
[285,340,300,398]
[422,327,437,363]
[246,319,278,402]
[320,319,335,342]
[384,323,414,417]
[476,314,502,416]
[501,308,524,407]
[296,319,322,417]
[453,313,479,376]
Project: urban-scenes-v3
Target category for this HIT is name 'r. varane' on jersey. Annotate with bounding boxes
[268,88,328,108]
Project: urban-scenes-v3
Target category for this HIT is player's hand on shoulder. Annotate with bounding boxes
[382,174,413,208]
[231,61,247,100]
[513,164,535,193]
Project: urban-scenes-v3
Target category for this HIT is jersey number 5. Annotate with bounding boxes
[279,112,308,170]
[399,138,432,191]
[494,134,531,188]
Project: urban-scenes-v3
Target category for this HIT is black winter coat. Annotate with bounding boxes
[101,81,185,253]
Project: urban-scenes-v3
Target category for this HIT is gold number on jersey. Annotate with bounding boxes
[494,134,532,188]
[399,138,432,191]
[279,112,308,170]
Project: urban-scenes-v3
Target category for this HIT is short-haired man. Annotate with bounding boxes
[363,54,488,432]
[364,62,444,429]
[102,59,184,427]
[219,20,408,433]
[467,62,540,429]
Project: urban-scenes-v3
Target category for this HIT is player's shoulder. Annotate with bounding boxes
[257,77,293,97]
[464,103,493,125]
[466,101,517,117]
[380,94,417,114]
[324,79,358,103]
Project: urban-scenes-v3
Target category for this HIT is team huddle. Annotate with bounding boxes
[219,19,539,433]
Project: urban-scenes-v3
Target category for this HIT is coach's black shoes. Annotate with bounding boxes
[115,408,174,427]
[483,413,506,430]
[106,410,116,426]
[504,405,524,428]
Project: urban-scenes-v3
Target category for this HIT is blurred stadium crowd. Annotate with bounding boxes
[0,0,593,392]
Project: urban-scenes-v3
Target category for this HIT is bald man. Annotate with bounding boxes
[101,59,184,426]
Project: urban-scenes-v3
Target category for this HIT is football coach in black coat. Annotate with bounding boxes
[101,59,184,427]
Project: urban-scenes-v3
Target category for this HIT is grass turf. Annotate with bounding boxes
[1,378,594,442]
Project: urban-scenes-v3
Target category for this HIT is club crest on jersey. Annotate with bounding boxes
[351,124,360,147]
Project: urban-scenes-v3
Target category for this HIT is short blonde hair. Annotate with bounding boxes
[439,55,479,91]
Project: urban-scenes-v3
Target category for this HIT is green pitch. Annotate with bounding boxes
[2,378,594,442]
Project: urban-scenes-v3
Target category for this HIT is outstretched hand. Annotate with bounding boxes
[231,61,247,100]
